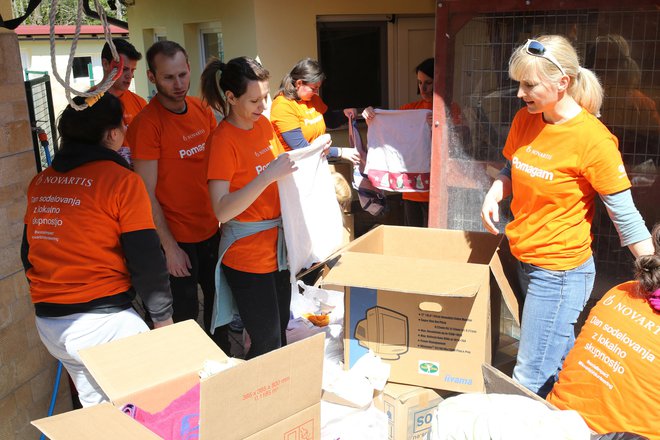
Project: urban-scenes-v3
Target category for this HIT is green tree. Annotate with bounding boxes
[11,0,126,26]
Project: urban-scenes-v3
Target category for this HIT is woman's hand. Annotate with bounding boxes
[339,147,361,165]
[426,112,433,126]
[343,108,358,120]
[480,177,510,235]
[361,106,376,124]
[263,152,298,184]
[481,194,501,235]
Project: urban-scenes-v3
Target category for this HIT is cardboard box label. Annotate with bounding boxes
[411,405,436,438]
[346,286,486,390]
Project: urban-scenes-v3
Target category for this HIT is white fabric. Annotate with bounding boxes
[364,109,432,192]
[277,134,344,296]
[429,393,591,440]
[321,400,388,440]
[35,309,149,407]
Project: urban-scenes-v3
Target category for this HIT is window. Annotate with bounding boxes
[71,56,92,78]
[201,30,224,66]
[317,20,388,111]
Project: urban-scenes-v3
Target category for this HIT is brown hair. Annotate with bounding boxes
[277,58,325,100]
[200,56,270,117]
[634,223,660,297]
[146,40,188,73]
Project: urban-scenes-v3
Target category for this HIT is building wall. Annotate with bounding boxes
[0,3,72,439]
[126,0,258,99]
[126,0,435,98]
[19,38,114,117]
[252,0,435,100]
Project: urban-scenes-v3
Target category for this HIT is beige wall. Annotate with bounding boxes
[126,0,435,99]
[253,0,435,98]
[127,0,257,99]
[0,2,72,438]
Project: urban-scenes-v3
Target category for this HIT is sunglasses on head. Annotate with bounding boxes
[523,39,567,76]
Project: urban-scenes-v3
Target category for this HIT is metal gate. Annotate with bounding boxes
[432,3,659,294]
[24,73,58,172]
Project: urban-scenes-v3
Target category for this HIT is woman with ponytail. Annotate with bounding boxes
[547,224,660,438]
[480,35,654,397]
[202,57,298,359]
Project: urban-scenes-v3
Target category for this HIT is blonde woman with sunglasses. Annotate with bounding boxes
[481,35,654,397]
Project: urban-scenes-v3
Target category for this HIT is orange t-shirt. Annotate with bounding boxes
[207,116,285,273]
[117,90,147,165]
[126,96,218,243]
[270,94,327,150]
[547,281,660,439]
[503,108,630,270]
[399,99,433,202]
[24,161,155,304]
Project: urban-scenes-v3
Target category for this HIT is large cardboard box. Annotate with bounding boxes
[321,225,519,393]
[374,383,446,440]
[32,321,324,439]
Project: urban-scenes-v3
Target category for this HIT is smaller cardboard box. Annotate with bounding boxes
[321,225,519,393]
[32,321,324,439]
[374,383,446,440]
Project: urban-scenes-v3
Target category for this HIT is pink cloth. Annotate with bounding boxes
[122,383,200,440]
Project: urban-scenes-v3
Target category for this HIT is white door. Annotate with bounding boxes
[394,16,435,109]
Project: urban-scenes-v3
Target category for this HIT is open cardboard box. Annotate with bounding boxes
[319,225,520,393]
[32,320,324,439]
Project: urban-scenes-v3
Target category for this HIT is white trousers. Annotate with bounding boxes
[35,308,148,407]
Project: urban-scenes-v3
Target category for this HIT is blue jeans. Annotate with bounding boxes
[512,256,595,397]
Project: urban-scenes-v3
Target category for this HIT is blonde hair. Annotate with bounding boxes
[331,171,352,212]
[509,35,604,115]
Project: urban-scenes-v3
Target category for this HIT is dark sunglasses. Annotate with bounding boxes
[523,39,567,76]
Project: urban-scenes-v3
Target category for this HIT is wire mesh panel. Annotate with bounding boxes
[25,74,58,172]
[445,7,659,292]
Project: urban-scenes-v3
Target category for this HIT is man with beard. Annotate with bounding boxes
[100,38,147,166]
[126,40,229,352]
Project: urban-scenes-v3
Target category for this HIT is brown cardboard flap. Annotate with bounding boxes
[490,237,521,326]
[244,402,321,440]
[200,333,324,440]
[79,320,229,412]
[32,403,161,440]
[481,364,556,410]
[322,252,485,297]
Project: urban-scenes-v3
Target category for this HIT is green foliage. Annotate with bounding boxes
[11,0,126,26]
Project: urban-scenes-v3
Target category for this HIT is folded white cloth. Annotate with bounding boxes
[430,393,591,440]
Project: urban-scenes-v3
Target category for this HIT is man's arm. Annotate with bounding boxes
[133,159,191,277]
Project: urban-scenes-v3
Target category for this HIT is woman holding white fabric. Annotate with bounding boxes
[201,56,298,359]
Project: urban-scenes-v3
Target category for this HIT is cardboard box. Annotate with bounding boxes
[32,321,325,439]
[374,383,446,440]
[320,225,519,393]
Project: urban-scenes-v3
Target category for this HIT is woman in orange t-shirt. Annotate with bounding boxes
[480,35,653,398]
[361,58,436,227]
[270,58,360,164]
[201,57,309,359]
[547,224,660,439]
[22,94,173,406]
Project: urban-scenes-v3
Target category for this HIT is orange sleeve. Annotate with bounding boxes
[125,109,162,160]
[581,137,631,195]
[116,172,155,233]
[270,97,301,133]
[207,126,238,182]
[310,94,327,114]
